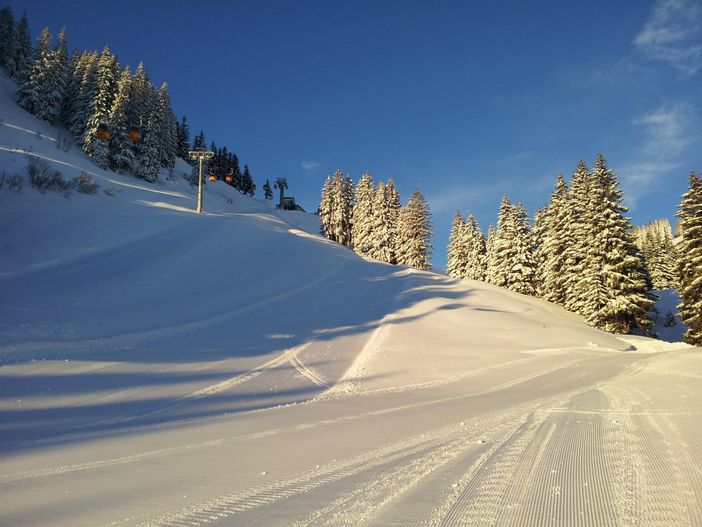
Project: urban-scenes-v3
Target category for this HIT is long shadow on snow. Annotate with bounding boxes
[0,374,387,455]
[0,264,484,454]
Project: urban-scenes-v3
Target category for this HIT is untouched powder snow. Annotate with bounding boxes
[1,72,701,526]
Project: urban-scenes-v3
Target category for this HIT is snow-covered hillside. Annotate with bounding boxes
[1,72,701,526]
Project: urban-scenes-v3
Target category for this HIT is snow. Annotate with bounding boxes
[1,71,702,526]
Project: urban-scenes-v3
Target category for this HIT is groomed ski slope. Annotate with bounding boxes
[1,72,702,526]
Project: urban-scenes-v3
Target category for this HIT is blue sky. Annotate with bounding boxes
[9,0,702,268]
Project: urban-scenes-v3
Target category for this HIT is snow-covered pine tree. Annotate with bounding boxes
[351,172,375,256]
[540,174,571,305]
[60,48,81,122]
[42,26,67,121]
[127,62,156,167]
[329,170,354,246]
[579,155,653,333]
[367,181,395,263]
[137,82,174,181]
[6,12,30,82]
[241,165,255,196]
[486,196,514,287]
[69,51,98,141]
[0,7,15,68]
[633,219,678,289]
[191,130,206,152]
[137,103,163,183]
[230,152,242,190]
[319,175,334,238]
[676,171,702,345]
[17,25,66,122]
[154,83,177,169]
[564,161,596,315]
[263,179,273,200]
[395,190,433,270]
[464,214,486,280]
[508,203,536,295]
[532,207,547,296]
[107,66,135,171]
[82,46,118,168]
[447,211,467,278]
[485,225,496,283]
[384,179,402,263]
[17,27,52,117]
[176,115,190,161]
[211,146,224,180]
[486,197,535,293]
[127,62,156,125]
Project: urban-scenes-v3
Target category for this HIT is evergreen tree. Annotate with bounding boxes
[509,203,536,294]
[576,155,653,333]
[395,190,433,270]
[351,172,375,255]
[485,225,496,282]
[464,214,487,280]
[137,104,162,183]
[487,196,514,287]
[230,152,242,190]
[60,48,81,122]
[176,115,190,160]
[192,130,206,152]
[17,27,52,117]
[367,181,395,263]
[7,12,30,82]
[82,46,118,168]
[447,211,467,278]
[128,62,155,125]
[532,207,547,296]
[137,82,174,180]
[319,175,333,237]
[108,66,135,171]
[633,219,678,289]
[153,83,177,169]
[69,51,98,141]
[486,197,535,294]
[44,27,68,121]
[330,170,353,246]
[17,25,66,122]
[0,7,15,68]
[384,179,402,263]
[540,174,571,305]
[241,165,255,196]
[564,161,596,314]
[263,179,273,200]
[676,171,702,344]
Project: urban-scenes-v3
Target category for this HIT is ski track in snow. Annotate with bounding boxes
[134,406,536,527]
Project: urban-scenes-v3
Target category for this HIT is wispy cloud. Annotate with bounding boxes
[427,177,523,215]
[634,0,702,75]
[633,101,693,157]
[301,160,322,172]
[618,160,681,197]
[620,101,694,206]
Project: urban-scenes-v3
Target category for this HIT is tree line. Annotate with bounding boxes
[319,170,433,270]
[447,154,702,345]
[0,6,255,194]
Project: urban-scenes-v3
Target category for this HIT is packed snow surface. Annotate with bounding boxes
[1,73,702,526]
